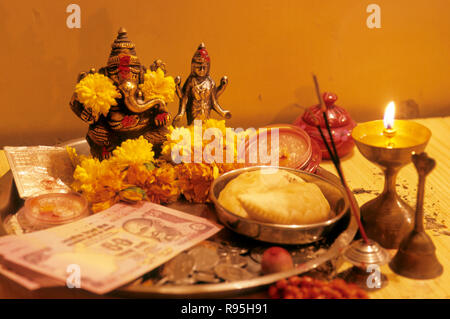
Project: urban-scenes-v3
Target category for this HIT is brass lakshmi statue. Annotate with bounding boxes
[173,43,232,126]
[70,28,172,160]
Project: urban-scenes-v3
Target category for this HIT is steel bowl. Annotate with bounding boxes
[209,166,350,245]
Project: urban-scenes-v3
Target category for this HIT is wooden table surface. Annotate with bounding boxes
[0,117,448,299]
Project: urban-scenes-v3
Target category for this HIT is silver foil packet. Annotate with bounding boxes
[4,146,74,199]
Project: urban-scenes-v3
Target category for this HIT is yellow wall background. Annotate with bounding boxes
[0,0,449,146]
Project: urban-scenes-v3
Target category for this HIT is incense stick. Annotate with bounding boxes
[311,74,370,244]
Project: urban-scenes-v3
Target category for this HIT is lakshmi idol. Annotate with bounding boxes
[173,43,231,126]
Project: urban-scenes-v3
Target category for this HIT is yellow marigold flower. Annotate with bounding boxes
[212,164,220,179]
[161,126,193,163]
[119,186,147,203]
[87,186,118,203]
[139,68,175,103]
[153,160,178,184]
[146,183,180,204]
[71,137,158,211]
[72,157,103,188]
[66,146,78,167]
[161,125,176,159]
[216,162,245,174]
[161,119,245,165]
[72,155,125,211]
[204,119,227,136]
[110,136,155,168]
[66,146,90,168]
[203,120,226,156]
[91,197,119,214]
[125,163,155,187]
[176,163,217,203]
[223,128,256,163]
[145,160,180,204]
[75,73,121,117]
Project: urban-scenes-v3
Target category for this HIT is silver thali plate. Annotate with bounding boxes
[0,138,358,298]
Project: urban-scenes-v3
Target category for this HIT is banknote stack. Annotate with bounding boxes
[0,201,221,294]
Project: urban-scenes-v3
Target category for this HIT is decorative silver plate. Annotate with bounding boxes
[0,138,357,298]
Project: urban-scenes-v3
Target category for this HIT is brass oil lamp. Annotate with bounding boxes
[351,102,432,249]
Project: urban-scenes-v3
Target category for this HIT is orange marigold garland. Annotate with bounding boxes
[69,119,247,213]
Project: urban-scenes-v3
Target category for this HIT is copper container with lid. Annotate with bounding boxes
[294,92,356,159]
[240,124,322,173]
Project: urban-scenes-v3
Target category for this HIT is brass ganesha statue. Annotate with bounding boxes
[70,28,171,160]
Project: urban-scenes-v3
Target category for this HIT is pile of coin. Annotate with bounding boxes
[137,237,336,287]
[150,241,256,286]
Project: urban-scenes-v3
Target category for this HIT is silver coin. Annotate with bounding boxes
[205,241,229,256]
[221,254,248,267]
[290,246,315,257]
[217,246,229,257]
[205,240,221,248]
[245,258,262,275]
[250,246,266,263]
[291,246,322,265]
[188,246,220,272]
[227,246,249,255]
[161,253,195,281]
[154,276,170,286]
[218,240,249,255]
[291,249,312,265]
[214,264,254,282]
[173,277,196,285]
[293,255,310,266]
[194,272,221,283]
[205,241,229,257]
[196,268,216,276]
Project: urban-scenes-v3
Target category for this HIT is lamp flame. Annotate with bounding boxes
[384,101,395,129]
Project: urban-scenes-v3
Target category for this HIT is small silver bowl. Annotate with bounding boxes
[209,166,350,245]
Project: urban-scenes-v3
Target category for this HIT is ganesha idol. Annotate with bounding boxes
[70,28,173,160]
